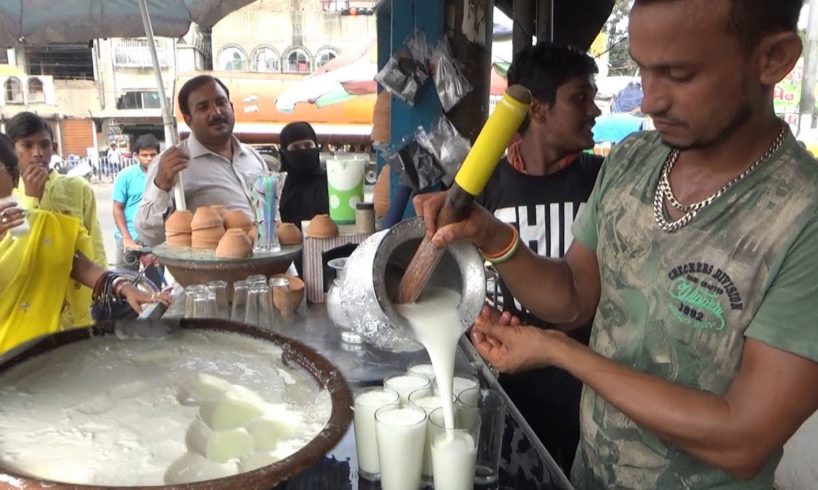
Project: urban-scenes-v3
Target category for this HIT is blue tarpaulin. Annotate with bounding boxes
[593,113,644,144]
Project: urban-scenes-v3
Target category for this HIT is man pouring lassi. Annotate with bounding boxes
[412,0,818,488]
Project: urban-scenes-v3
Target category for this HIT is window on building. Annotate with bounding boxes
[322,0,349,11]
[27,77,45,103]
[116,91,161,110]
[322,0,376,15]
[26,44,95,80]
[252,46,280,72]
[218,46,248,71]
[4,77,23,103]
[0,49,8,65]
[315,48,339,69]
[284,48,311,74]
[113,38,170,68]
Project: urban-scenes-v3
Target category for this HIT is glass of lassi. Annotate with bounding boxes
[383,373,431,406]
[429,406,480,490]
[456,387,505,485]
[407,362,436,385]
[408,388,455,483]
[353,387,399,481]
[375,404,427,490]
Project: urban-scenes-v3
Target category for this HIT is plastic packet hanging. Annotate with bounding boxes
[375,29,432,106]
[431,37,472,112]
[386,138,442,192]
[416,116,472,186]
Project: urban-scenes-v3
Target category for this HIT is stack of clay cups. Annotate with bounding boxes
[191,207,225,250]
[216,209,255,258]
[165,210,194,247]
[215,228,253,258]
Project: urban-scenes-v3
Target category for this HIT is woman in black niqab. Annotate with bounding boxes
[278,122,329,228]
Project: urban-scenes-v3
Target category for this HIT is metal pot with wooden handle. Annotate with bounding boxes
[395,84,532,305]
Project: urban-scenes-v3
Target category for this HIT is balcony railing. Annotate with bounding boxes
[113,39,171,68]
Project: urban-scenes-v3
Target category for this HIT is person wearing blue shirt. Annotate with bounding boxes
[112,134,162,287]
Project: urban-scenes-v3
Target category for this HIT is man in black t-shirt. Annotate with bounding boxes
[477,42,603,474]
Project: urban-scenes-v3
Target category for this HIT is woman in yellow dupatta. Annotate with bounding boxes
[0,134,169,354]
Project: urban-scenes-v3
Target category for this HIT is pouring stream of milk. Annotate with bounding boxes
[395,287,463,429]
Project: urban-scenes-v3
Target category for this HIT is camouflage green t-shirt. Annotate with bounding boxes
[570,130,818,489]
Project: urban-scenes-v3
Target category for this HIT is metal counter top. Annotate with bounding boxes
[162,300,574,489]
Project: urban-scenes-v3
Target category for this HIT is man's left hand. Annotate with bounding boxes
[471,306,568,374]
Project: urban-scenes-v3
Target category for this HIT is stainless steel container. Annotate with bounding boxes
[339,217,486,352]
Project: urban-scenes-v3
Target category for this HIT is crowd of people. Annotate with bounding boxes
[1,0,817,487]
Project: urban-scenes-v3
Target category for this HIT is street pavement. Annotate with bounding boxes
[92,182,119,267]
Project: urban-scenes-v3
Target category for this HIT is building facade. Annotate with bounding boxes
[0,0,376,159]
[211,0,377,76]
[0,31,204,160]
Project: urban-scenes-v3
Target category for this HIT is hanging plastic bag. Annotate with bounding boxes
[383,115,471,191]
[385,138,442,192]
[416,116,471,186]
[431,37,473,112]
[375,29,432,106]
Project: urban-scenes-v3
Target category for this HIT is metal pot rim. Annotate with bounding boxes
[0,319,353,490]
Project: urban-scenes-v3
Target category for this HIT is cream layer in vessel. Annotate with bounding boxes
[0,330,332,486]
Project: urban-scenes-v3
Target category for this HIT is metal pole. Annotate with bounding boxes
[798,0,818,134]
[138,0,186,211]
[536,0,552,44]
[512,0,535,56]
[446,0,494,142]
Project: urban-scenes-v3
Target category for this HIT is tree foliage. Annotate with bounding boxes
[606,0,637,76]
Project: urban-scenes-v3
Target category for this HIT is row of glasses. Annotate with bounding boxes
[182,275,288,330]
[183,281,228,319]
[229,275,295,329]
[232,275,273,329]
[353,378,505,489]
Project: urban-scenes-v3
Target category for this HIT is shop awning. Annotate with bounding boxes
[173,71,375,144]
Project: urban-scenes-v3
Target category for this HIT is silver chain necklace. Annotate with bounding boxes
[653,123,788,233]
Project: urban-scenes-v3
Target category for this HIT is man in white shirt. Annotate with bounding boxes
[135,75,266,246]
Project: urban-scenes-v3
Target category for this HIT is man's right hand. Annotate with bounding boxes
[412,191,512,253]
[21,165,48,200]
[122,238,140,251]
[153,145,190,192]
